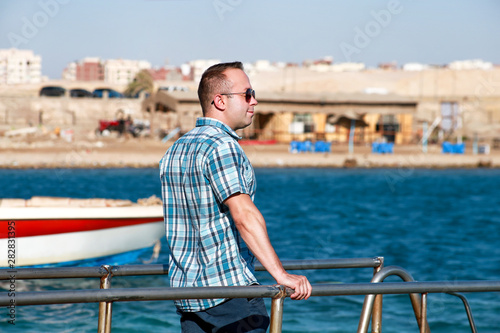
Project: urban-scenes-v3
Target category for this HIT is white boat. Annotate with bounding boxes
[0,196,165,267]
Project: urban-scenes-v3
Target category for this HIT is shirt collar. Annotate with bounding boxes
[196,117,242,140]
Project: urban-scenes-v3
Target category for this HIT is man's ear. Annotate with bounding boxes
[212,94,226,111]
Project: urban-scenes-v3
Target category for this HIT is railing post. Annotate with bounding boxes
[358,265,432,333]
[269,285,287,333]
[408,292,431,333]
[420,293,428,333]
[446,292,477,333]
[98,265,113,333]
[371,257,384,333]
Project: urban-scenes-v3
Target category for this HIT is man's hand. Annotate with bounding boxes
[276,272,312,300]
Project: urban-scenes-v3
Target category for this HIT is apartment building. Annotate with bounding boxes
[77,57,104,81]
[0,48,42,84]
[63,58,151,83]
[63,57,104,81]
[188,59,220,82]
[104,59,151,84]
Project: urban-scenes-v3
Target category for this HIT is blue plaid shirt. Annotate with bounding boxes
[159,118,258,312]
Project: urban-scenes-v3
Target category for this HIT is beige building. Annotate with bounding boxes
[62,57,151,84]
[104,59,151,84]
[0,48,42,84]
[187,59,221,82]
[142,64,500,147]
[142,90,418,145]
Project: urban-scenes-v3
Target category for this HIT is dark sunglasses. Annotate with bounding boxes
[218,88,256,102]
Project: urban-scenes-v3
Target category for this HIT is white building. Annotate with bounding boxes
[62,61,77,81]
[253,60,278,72]
[402,63,429,71]
[0,48,42,84]
[309,62,365,72]
[448,59,493,70]
[104,59,151,84]
[331,62,365,72]
[188,59,220,82]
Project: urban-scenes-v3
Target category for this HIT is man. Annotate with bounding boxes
[160,61,311,332]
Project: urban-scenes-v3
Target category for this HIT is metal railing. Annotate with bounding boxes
[1,257,381,332]
[2,257,499,333]
[0,257,381,280]
[358,265,479,333]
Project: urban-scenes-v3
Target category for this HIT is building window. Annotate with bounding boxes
[440,102,460,133]
[325,123,336,133]
[376,115,400,132]
[291,113,315,133]
[376,114,400,143]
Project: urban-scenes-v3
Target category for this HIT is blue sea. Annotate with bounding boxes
[1,167,500,332]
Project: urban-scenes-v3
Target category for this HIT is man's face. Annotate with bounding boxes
[223,68,258,131]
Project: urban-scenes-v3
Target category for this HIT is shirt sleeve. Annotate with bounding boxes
[206,141,251,203]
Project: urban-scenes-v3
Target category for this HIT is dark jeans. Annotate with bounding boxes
[178,298,270,333]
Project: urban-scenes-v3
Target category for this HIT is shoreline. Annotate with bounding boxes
[1,139,499,169]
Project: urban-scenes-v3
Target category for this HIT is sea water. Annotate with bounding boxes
[1,168,499,332]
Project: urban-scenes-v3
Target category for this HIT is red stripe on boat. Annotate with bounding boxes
[0,217,162,238]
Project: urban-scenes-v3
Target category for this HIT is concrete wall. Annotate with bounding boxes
[0,96,145,139]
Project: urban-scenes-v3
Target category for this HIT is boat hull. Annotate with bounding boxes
[1,206,165,267]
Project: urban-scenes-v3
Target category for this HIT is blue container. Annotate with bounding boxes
[453,143,465,154]
[442,142,465,154]
[314,141,331,153]
[303,140,313,152]
[372,142,394,154]
[289,141,300,153]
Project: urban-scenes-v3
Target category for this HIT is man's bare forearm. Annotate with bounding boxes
[225,193,312,300]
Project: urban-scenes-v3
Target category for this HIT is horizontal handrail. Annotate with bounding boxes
[0,264,169,280]
[0,257,382,280]
[257,257,382,270]
[2,280,500,307]
[312,280,500,296]
[2,285,283,306]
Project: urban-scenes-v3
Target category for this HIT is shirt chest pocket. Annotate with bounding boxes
[242,161,255,191]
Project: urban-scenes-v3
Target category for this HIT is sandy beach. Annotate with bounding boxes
[1,137,499,169]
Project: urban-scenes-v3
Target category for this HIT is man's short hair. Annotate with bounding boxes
[198,62,244,114]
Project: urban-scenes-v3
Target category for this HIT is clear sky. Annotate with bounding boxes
[1,0,499,79]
